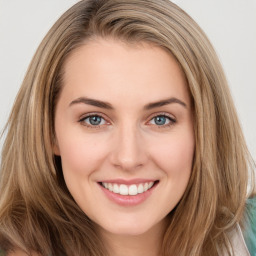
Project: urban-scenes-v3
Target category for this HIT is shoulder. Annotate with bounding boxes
[225,223,250,256]
[244,196,256,255]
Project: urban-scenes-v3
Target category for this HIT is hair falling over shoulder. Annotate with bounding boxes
[0,0,255,255]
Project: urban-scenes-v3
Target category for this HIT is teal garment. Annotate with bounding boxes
[244,196,256,256]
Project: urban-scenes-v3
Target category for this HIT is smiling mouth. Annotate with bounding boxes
[99,181,159,196]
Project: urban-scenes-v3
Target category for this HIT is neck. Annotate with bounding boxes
[98,218,168,256]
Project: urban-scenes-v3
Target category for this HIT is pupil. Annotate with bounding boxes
[89,116,101,125]
[155,116,166,125]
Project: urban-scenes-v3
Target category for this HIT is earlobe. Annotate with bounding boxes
[53,145,60,156]
[53,139,61,156]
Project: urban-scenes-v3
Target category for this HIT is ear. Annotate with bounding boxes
[52,138,61,156]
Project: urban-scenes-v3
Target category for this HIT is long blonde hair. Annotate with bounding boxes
[0,0,255,255]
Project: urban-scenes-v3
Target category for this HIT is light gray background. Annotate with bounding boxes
[0,0,256,160]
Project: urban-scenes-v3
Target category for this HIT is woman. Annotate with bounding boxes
[0,0,255,255]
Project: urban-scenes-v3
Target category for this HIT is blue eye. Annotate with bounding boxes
[81,115,107,126]
[149,115,175,126]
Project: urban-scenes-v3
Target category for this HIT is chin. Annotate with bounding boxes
[99,217,162,237]
[110,226,149,236]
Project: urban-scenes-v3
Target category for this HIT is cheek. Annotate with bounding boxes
[56,129,109,178]
[149,130,195,177]
[149,130,194,213]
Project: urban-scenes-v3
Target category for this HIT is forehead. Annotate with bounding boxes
[60,38,190,107]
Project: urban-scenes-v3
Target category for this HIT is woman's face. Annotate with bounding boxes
[54,38,194,236]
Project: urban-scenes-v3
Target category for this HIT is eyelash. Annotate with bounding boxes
[78,112,176,129]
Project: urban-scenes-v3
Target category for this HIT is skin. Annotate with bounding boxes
[54,38,195,256]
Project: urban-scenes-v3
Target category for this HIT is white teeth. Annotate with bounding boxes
[113,184,119,193]
[108,183,113,191]
[137,184,144,194]
[101,182,155,196]
[119,184,129,195]
[129,184,138,195]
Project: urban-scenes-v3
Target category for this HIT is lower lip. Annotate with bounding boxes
[98,183,157,206]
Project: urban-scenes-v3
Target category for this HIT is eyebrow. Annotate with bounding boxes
[69,97,113,109]
[69,97,187,110]
[144,97,187,110]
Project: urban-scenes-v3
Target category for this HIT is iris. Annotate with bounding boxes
[88,116,102,125]
[154,116,168,125]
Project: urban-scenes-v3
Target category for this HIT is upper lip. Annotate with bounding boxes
[98,179,158,185]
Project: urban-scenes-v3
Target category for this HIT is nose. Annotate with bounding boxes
[110,124,148,171]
